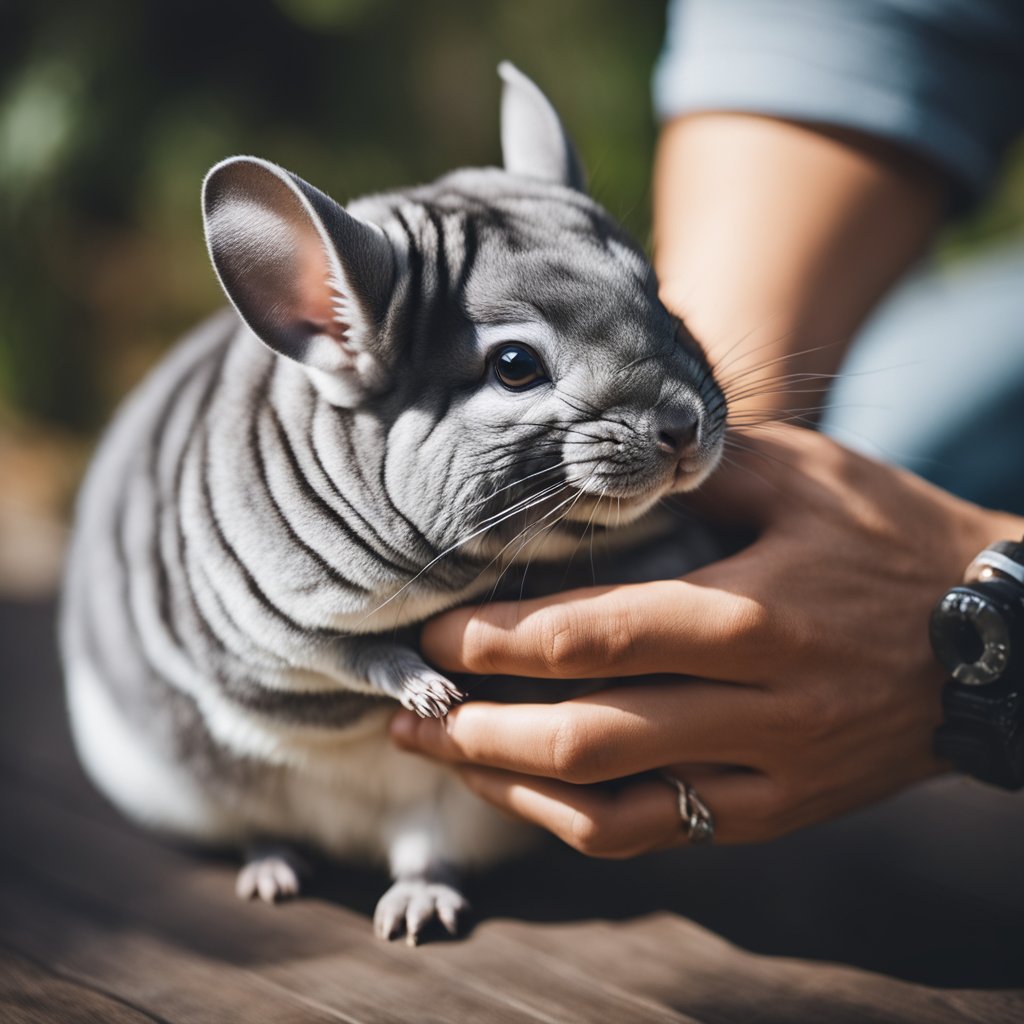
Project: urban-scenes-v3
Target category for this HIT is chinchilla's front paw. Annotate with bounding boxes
[364,647,466,718]
[398,668,464,719]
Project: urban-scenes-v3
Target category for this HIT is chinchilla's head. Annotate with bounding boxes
[202,62,725,562]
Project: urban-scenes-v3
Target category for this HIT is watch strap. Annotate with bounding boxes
[935,676,1024,790]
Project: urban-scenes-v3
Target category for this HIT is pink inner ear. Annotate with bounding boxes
[292,219,351,344]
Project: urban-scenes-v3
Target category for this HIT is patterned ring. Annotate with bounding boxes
[661,771,716,845]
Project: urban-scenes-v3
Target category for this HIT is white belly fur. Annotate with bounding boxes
[67,662,535,871]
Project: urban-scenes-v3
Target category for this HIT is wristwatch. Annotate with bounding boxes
[929,538,1024,790]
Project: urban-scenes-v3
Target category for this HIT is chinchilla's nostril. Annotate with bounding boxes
[655,409,699,455]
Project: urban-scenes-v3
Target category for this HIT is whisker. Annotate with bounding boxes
[360,483,574,628]
[462,460,569,512]
[703,315,790,376]
[481,486,588,603]
[474,480,567,528]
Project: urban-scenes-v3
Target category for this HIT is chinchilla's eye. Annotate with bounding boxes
[493,344,548,390]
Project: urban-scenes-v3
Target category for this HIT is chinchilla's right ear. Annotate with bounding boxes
[202,156,395,407]
[498,61,586,192]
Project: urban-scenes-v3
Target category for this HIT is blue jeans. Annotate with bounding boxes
[822,241,1024,515]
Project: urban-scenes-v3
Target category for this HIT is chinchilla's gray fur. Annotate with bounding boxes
[60,62,726,943]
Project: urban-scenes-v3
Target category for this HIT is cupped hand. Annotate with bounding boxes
[391,425,1020,856]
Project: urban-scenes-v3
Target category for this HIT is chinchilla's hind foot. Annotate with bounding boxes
[236,846,305,904]
[364,647,465,718]
[373,875,470,945]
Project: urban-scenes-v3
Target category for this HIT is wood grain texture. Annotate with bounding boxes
[1,598,1022,1023]
[0,946,161,1024]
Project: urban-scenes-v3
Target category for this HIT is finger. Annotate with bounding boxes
[457,766,779,854]
[389,682,768,783]
[421,574,767,682]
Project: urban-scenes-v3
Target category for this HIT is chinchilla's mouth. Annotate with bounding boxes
[562,486,667,527]
[672,451,721,492]
[561,440,723,526]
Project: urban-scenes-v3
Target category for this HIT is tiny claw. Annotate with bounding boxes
[236,854,302,905]
[374,878,468,944]
[437,904,460,935]
[374,907,402,941]
[257,872,279,903]
[235,865,256,900]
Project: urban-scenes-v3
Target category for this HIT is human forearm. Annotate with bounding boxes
[653,114,948,419]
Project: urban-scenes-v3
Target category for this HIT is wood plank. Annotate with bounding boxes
[0,784,648,1023]
[8,779,1021,1024]
[259,924,696,1024]
[0,877,359,1024]
[497,915,1024,1024]
[0,944,161,1024]
[3,597,1023,1023]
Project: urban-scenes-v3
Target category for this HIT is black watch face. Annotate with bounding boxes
[932,554,1024,791]
[930,586,1012,686]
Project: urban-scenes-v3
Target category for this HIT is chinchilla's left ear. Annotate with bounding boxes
[498,61,586,192]
[202,156,395,406]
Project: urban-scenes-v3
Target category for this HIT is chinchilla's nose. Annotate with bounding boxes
[654,408,699,456]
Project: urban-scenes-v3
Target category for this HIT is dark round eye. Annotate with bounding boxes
[493,344,548,390]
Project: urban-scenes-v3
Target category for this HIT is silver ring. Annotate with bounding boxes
[661,772,715,845]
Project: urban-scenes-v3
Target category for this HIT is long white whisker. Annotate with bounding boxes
[359,483,574,628]
[473,480,567,528]
[479,487,588,603]
[462,460,569,512]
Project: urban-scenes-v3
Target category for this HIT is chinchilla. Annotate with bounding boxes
[60,62,726,943]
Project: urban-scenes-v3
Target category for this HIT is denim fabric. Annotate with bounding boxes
[653,0,1024,207]
[822,242,1024,515]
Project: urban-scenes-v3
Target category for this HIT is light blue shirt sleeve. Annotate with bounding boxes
[653,0,1024,205]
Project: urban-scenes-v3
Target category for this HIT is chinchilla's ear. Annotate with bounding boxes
[498,61,586,192]
[202,156,395,406]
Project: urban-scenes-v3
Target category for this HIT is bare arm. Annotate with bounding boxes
[653,113,948,419]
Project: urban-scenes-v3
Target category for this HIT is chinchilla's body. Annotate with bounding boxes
[60,64,726,942]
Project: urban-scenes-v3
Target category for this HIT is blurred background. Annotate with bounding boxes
[1,0,1023,597]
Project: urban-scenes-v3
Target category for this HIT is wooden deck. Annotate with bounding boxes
[2,596,1023,1023]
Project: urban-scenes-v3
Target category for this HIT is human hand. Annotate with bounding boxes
[391,425,1022,855]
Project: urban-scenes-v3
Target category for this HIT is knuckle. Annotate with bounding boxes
[535,602,634,677]
[546,711,598,783]
[538,605,588,676]
[596,607,638,670]
[719,595,771,646]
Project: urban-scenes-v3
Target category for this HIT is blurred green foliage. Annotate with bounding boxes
[1,0,1022,436]
[0,0,666,431]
